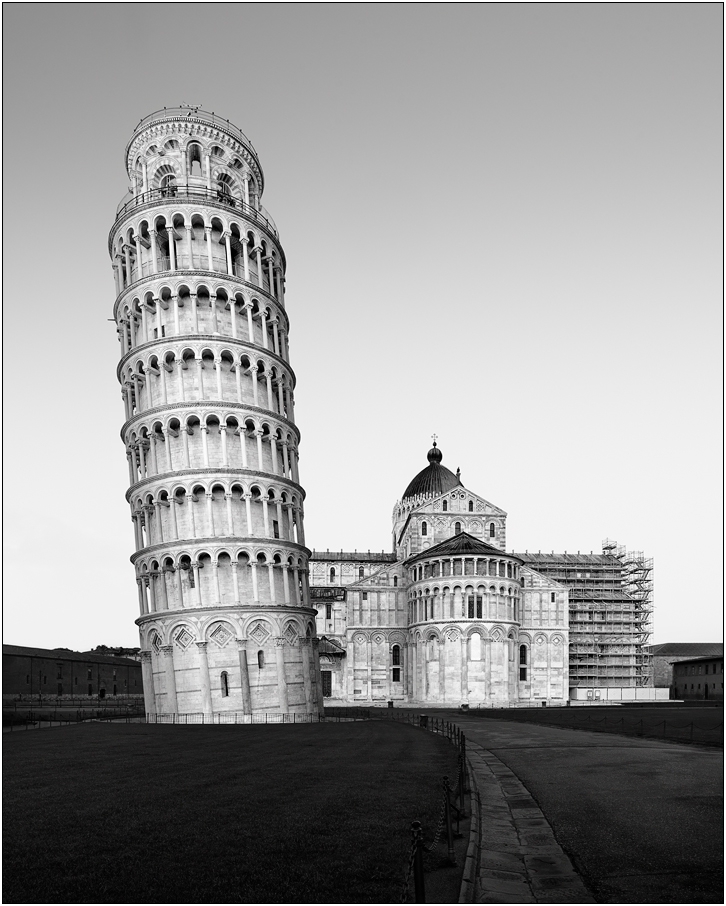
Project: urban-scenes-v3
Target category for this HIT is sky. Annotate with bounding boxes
[2,3,722,650]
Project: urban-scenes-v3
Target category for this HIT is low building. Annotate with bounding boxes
[671,655,724,701]
[647,643,724,695]
[3,644,143,699]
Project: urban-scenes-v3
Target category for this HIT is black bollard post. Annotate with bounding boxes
[443,777,456,864]
[411,820,426,903]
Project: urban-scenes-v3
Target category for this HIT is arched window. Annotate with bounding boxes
[257,650,265,669]
[442,500,448,512]
[220,671,229,696]
[160,173,177,198]
[393,576,398,587]
[330,567,336,582]
[421,521,427,536]
[188,143,203,177]
[519,645,528,681]
[455,522,462,535]
[391,644,401,682]
[489,523,495,538]
[359,567,364,579]
[468,501,474,512]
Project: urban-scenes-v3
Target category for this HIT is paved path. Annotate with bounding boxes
[443,713,723,904]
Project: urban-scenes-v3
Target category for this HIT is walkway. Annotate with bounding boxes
[446,713,723,904]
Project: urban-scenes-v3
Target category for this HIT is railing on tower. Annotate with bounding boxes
[114,185,278,238]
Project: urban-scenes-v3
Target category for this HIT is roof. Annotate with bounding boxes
[518,553,620,566]
[317,636,346,657]
[405,531,519,566]
[402,443,461,501]
[646,643,723,658]
[310,551,397,563]
[2,644,141,667]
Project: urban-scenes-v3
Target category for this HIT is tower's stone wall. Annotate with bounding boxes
[111,108,322,716]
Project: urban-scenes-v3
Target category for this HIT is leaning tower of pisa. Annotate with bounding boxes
[110,107,322,718]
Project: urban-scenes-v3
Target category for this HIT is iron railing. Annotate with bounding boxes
[114,185,278,237]
[129,107,259,158]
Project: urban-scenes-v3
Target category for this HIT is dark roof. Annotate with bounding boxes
[2,644,141,667]
[517,553,620,566]
[317,636,346,657]
[405,531,519,566]
[647,643,723,658]
[402,443,461,501]
[310,551,397,563]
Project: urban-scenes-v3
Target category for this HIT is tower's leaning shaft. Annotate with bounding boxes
[110,107,321,717]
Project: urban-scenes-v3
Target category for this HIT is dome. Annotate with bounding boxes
[402,443,461,501]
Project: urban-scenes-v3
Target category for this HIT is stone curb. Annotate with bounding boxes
[465,740,595,904]
[458,754,481,904]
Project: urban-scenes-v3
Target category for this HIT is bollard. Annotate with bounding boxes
[411,820,426,903]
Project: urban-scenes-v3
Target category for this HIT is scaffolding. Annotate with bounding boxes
[518,540,654,688]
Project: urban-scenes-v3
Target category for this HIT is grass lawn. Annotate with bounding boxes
[3,721,463,904]
[459,704,724,746]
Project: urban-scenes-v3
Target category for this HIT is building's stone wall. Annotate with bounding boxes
[3,645,142,698]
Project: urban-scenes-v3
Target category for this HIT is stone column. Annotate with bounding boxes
[366,636,373,700]
[196,641,213,717]
[161,645,178,714]
[140,650,156,715]
[300,637,314,713]
[186,226,194,269]
[236,638,252,714]
[223,231,233,275]
[275,638,289,714]
[241,236,250,281]
[460,634,468,703]
[205,227,214,271]
[312,637,324,715]
[438,637,446,702]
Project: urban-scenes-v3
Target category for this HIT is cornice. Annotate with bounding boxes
[119,400,300,440]
[116,334,295,385]
[135,603,318,627]
[130,535,311,563]
[112,272,289,331]
[125,467,305,501]
[109,198,283,265]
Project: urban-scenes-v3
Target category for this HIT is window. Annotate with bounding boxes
[26,674,29,684]
[468,501,474,512]
[273,520,280,539]
[392,668,401,682]
[321,671,332,697]
[88,684,93,695]
[56,665,63,679]
[455,522,462,535]
[476,596,483,618]
[257,650,265,669]
[75,677,78,685]
[551,593,556,603]
[489,523,495,537]
[330,567,336,582]
[359,567,364,579]
[468,596,475,618]
[325,604,332,620]
[160,173,177,197]
[442,500,447,511]
[221,672,229,697]
[421,521,427,536]
[393,576,398,587]
[362,592,368,601]
[519,645,528,681]
[392,645,401,666]
[87,668,92,680]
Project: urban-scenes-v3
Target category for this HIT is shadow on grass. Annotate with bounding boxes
[3,721,462,904]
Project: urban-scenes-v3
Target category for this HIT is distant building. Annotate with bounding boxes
[310,443,653,705]
[670,654,724,701]
[2,645,143,699]
[647,643,724,696]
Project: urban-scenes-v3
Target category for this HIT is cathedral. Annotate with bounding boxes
[310,442,569,706]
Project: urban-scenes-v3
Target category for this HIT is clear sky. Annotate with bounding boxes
[2,3,722,650]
